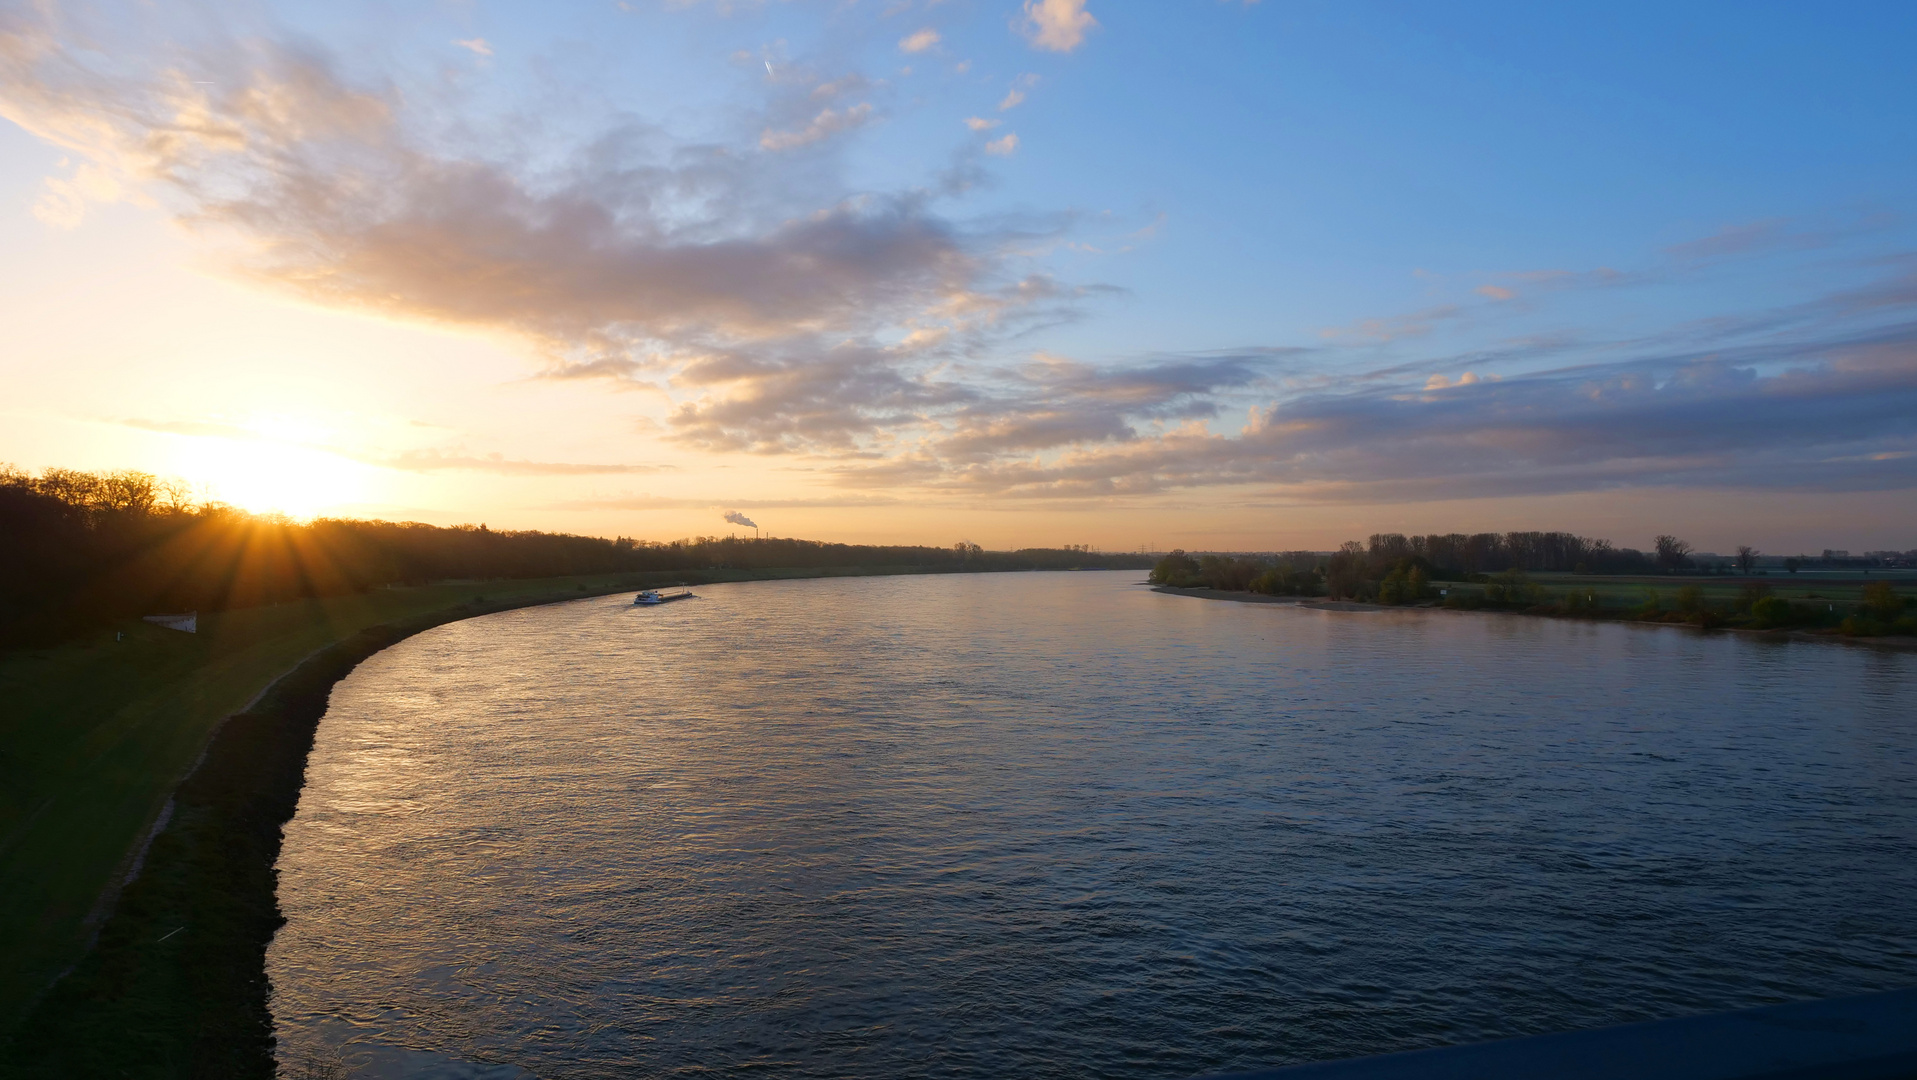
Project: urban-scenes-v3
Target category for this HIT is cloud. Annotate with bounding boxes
[548,494,901,511]
[1018,0,1098,52]
[760,102,874,150]
[113,418,663,475]
[722,509,758,527]
[26,5,1913,514]
[1664,219,1792,261]
[0,9,1092,459]
[363,451,666,475]
[1320,305,1463,343]
[834,313,1917,503]
[964,116,999,131]
[984,132,1018,156]
[1475,284,1514,301]
[453,38,493,57]
[810,74,869,100]
[117,417,261,440]
[898,28,940,53]
[998,74,1038,111]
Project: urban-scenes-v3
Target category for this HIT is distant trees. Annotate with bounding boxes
[0,464,1151,646]
[1149,551,1202,587]
[1735,545,1759,575]
[1655,535,1694,572]
[1361,531,1658,575]
[1376,563,1429,605]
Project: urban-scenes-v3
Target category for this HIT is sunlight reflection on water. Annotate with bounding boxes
[269,572,1917,1079]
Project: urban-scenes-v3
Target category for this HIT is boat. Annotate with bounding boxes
[633,584,696,606]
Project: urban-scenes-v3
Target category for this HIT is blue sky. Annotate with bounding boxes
[2,1,1914,549]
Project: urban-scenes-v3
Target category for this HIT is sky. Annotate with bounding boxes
[2,0,1915,553]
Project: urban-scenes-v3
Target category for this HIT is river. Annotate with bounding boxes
[268,571,1917,1079]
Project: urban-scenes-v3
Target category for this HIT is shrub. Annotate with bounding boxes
[1483,568,1544,606]
[1841,615,1883,637]
[1149,551,1202,587]
[1750,595,1793,628]
[1249,565,1318,596]
[1735,582,1772,614]
[1376,561,1431,605]
[1634,589,1663,620]
[1675,585,1706,614]
[1862,581,1904,620]
[1560,586,1601,615]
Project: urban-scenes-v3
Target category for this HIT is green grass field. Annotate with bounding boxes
[1468,570,1916,620]
[0,572,679,1032]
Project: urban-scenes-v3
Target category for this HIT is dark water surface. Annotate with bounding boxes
[269,572,1917,1079]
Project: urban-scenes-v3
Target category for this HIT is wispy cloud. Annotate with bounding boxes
[760,102,874,150]
[1319,305,1463,343]
[984,132,1019,156]
[998,73,1038,111]
[1018,0,1098,53]
[117,417,260,440]
[1664,219,1792,261]
[363,451,666,475]
[830,289,1917,502]
[548,494,902,511]
[0,7,1077,459]
[453,38,492,57]
[898,28,940,53]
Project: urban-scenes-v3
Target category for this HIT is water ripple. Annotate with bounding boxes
[270,572,1917,1079]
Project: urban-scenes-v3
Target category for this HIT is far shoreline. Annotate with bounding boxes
[1146,583,1917,653]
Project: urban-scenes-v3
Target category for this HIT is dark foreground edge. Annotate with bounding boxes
[1,598,584,1078]
[1195,987,1917,1080]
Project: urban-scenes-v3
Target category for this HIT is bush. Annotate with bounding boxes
[1377,562,1430,604]
[1559,585,1601,615]
[1841,615,1882,637]
[1862,581,1905,620]
[1750,595,1794,628]
[1149,551,1203,587]
[1249,565,1318,596]
[1483,568,1544,606]
[1675,585,1706,614]
[1633,589,1662,619]
[1735,582,1772,614]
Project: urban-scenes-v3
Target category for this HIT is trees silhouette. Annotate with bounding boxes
[1655,535,1694,572]
[0,465,1151,645]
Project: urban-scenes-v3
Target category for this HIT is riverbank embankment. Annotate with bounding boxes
[0,564,983,1074]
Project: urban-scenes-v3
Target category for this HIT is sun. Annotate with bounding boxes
[177,418,372,519]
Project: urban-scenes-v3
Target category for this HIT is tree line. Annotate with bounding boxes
[0,466,1148,646]
[1148,532,1914,636]
[1150,531,1675,597]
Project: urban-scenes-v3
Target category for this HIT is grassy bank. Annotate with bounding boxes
[0,563,973,1060]
[1153,571,1917,649]
[4,617,440,1076]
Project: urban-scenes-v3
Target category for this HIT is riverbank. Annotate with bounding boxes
[1149,584,1917,651]
[0,563,996,1072]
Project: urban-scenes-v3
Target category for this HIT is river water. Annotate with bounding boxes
[268,571,1917,1079]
